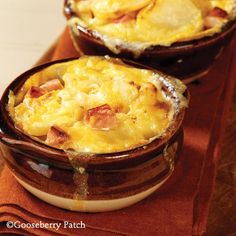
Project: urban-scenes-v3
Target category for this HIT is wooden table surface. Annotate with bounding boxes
[206,86,236,235]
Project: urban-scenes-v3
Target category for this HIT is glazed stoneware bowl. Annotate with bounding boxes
[64,0,236,83]
[0,58,188,212]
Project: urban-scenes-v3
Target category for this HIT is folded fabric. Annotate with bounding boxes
[0,27,235,236]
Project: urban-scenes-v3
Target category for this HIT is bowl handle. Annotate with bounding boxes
[0,130,60,156]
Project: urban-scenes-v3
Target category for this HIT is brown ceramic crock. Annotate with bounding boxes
[64,0,236,83]
[0,57,188,212]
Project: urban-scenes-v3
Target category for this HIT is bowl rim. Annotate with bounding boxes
[64,0,236,55]
[0,56,187,166]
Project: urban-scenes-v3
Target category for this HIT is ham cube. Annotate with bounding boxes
[27,86,45,98]
[45,126,69,146]
[208,7,228,18]
[40,79,63,92]
[204,7,228,29]
[84,104,117,130]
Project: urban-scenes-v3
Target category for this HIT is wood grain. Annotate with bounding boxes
[206,85,236,236]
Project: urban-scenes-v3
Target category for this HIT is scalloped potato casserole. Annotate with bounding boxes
[68,0,236,54]
[8,56,187,153]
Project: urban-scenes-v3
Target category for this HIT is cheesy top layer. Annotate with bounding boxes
[8,56,187,154]
[69,0,235,55]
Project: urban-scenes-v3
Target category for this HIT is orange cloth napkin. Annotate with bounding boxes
[0,28,236,236]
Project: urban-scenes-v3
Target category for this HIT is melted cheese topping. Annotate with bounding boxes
[70,0,235,54]
[8,56,187,154]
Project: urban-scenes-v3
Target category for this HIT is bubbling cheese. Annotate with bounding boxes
[70,0,235,54]
[8,56,187,154]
